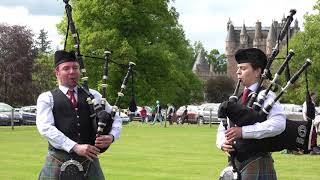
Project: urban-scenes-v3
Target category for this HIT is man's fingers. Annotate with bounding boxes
[85,154,93,161]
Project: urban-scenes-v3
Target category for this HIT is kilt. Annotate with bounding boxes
[236,153,277,180]
[38,149,105,180]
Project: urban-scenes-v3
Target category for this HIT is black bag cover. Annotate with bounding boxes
[218,101,313,152]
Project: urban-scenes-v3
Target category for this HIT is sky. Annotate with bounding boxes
[0,0,317,53]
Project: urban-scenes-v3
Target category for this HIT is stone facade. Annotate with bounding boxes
[225,17,300,82]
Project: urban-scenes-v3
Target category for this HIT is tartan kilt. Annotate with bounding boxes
[38,150,105,180]
[237,153,277,180]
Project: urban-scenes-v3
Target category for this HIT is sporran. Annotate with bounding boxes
[59,159,87,180]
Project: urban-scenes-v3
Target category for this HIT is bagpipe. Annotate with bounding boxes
[60,1,135,179]
[219,9,315,180]
[63,0,135,140]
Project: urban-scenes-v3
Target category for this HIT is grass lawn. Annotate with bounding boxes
[0,122,319,180]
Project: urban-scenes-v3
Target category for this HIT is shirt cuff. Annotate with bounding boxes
[241,125,255,139]
[109,129,119,141]
[64,140,77,153]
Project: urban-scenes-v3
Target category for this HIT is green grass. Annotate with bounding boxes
[0,123,319,180]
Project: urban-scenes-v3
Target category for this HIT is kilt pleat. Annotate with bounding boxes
[237,154,277,180]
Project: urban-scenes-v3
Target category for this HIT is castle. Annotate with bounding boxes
[192,16,300,83]
[192,49,226,81]
[225,17,300,82]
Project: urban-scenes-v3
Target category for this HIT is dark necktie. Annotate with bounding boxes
[241,88,251,105]
[67,89,77,108]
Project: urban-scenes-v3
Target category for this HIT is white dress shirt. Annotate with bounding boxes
[36,85,122,153]
[216,82,286,149]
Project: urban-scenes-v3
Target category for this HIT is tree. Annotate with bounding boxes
[32,29,56,97]
[193,41,207,58]
[275,2,320,104]
[204,76,235,103]
[207,49,227,73]
[0,24,36,106]
[35,29,51,54]
[32,53,57,99]
[57,0,203,107]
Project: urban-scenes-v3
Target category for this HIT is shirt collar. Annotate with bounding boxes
[59,85,78,95]
[247,82,259,92]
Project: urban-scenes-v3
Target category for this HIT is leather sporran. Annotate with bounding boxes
[59,159,86,180]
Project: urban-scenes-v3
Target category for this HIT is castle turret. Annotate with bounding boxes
[253,20,265,52]
[225,22,236,55]
[293,19,300,34]
[225,21,238,81]
[227,17,232,31]
[192,49,210,80]
[266,21,277,56]
[240,23,249,48]
[192,49,209,73]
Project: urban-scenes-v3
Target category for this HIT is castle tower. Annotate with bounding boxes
[266,21,277,56]
[225,22,238,81]
[240,23,249,48]
[253,21,265,52]
[293,19,300,34]
[192,49,210,81]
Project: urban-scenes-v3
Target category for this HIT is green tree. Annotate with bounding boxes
[207,49,227,73]
[57,0,203,107]
[193,41,207,58]
[276,2,320,104]
[35,29,51,54]
[32,53,57,99]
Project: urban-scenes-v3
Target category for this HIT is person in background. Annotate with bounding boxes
[182,105,188,124]
[140,106,148,123]
[166,104,175,125]
[302,91,320,154]
[152,100,162,124]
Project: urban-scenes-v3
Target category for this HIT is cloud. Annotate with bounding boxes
[0,0,64,16]
[173,0,317,52]
[0,6,64,49]
[0,0,318,53]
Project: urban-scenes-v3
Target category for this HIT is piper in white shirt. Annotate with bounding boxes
[36,50,121,180]
[216,48,286,180]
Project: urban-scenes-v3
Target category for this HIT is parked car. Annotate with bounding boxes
[115,111,130,125]
[0,102,23,126]
[197,103,220,124]
[174,105,199,124]
[282,103,303,121]
[19,105,37,125]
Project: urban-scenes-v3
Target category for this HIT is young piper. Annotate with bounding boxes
[216,48,286,179]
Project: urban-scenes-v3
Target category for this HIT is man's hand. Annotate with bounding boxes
[72,144,100,161]
[95,134,114,149]
[225,126,242,142]
[221,140,235,156]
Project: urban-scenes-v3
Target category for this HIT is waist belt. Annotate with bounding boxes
[48,145,87,163]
